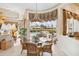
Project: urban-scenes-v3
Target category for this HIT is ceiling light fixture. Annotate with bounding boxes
[32,3,41,22]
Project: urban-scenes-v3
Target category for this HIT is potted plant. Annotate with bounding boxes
[19,28,27,39]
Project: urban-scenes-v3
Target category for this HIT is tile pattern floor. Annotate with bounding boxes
[53,45,67,56]
[0,39,67,56]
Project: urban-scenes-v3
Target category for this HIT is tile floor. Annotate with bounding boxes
[0,39,67,56]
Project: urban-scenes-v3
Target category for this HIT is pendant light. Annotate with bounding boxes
[32,3,41,22]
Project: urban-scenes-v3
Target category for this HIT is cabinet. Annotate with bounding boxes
[0,35,13,50]
[1,39,9,50]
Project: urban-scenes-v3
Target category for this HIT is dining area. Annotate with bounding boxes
[20,7,57,56]
[20,39,53,56]
[20,32,54,56]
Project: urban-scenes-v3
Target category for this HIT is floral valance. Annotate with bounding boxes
[29,9,58,22]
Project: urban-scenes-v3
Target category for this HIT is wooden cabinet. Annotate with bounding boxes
[0,39,13,50]
[74,32,79,40]
[1,39,8,50]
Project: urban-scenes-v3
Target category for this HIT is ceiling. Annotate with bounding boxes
[0,3,61,20]
[0,3,60,14]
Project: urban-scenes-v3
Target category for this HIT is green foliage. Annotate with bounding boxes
[19,28,27,35]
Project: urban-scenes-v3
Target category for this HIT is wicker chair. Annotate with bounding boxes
[42,43,52,56]
[26,43,40,56]
[20,40,27,54]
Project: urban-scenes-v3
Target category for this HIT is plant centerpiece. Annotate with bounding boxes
[32,36,39,43]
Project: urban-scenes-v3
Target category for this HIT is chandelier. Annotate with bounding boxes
[32,3,41,22]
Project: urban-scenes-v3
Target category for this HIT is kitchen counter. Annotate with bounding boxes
[0,34,12,41]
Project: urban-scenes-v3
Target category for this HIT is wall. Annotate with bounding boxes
[57,3,79,35]
[57,4,79,56]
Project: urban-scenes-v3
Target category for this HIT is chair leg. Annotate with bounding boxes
[21,49,23,54]
[51,53,52,56]
[51,51,53,56]
[41,52,43,56]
